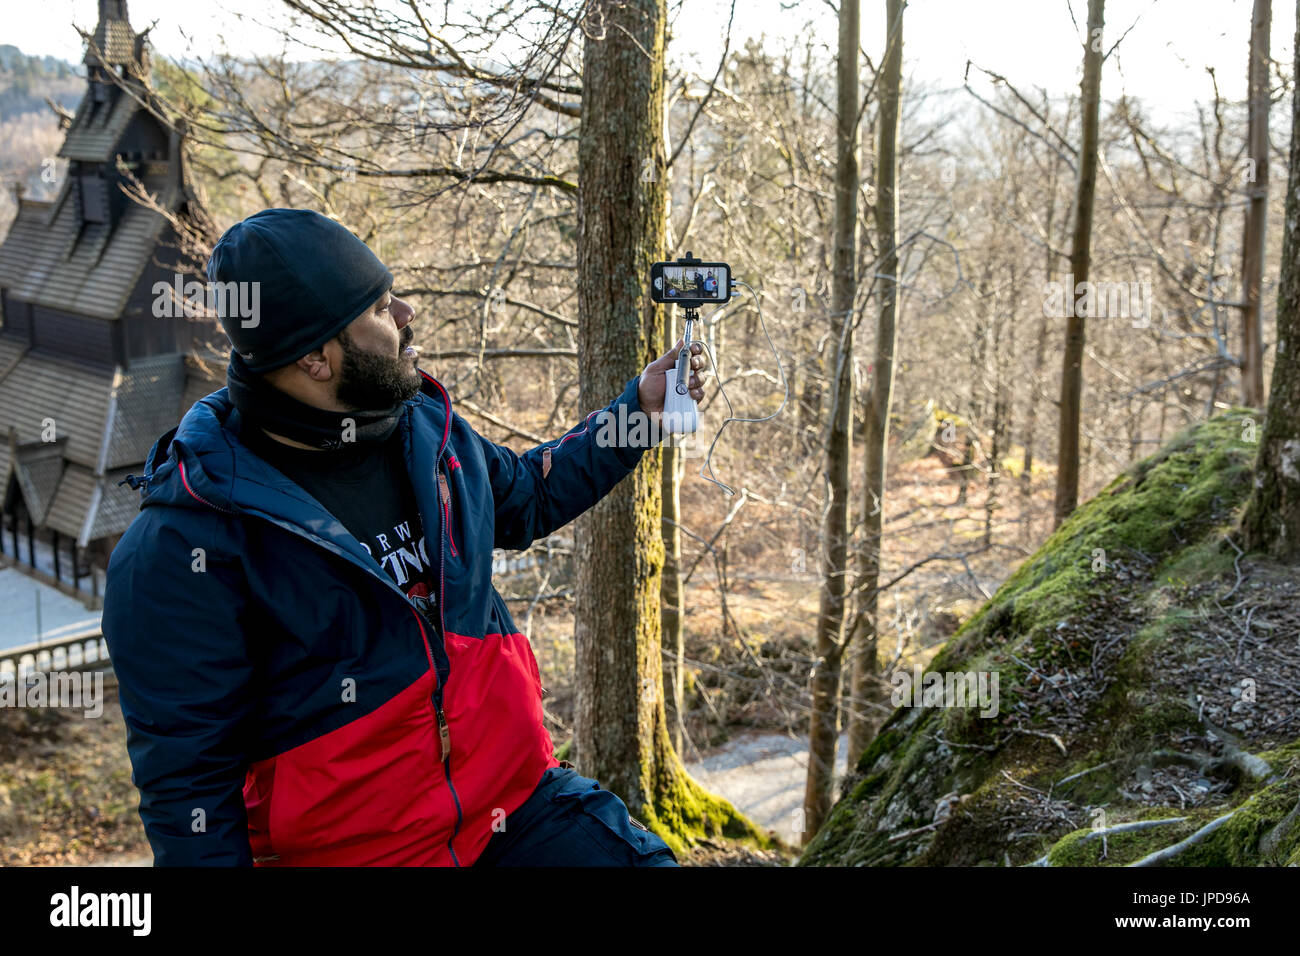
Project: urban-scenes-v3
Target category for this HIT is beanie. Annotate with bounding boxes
[206,208,394,373]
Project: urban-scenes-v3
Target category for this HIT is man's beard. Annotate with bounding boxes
[334,325,422,409]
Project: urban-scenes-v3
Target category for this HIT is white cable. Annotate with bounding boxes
[694,279,790,495]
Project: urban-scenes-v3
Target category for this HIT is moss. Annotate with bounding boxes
[1045,812,1204,866]
[854,726,904,775]
[944,411,1254,662]
[1040,768,1300,867]
[640,754,774,857]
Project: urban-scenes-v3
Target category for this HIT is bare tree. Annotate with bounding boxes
[1241,0,1300,559]
[1053,0,1105,527]
[1240,0,1271,408]
[846,0,904,769]
[803,0,860,843]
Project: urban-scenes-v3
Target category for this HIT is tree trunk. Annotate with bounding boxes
[1241,0,1271,408]
[1053,0,1105,527]
[1241,0,1300,560]
[574,0,759,855]
[846,0,904,771]
[803,0,861,843]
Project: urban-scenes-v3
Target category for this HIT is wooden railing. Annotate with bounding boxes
[0,628,109,681]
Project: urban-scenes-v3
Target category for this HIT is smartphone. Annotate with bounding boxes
[650,259,731,308]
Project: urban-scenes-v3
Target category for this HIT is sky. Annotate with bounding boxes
[2,0,1293,116]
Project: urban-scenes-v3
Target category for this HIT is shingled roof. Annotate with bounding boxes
[0,353,116,470]
[12,442,66,526]
[0,167,176,320]
[58,82,143,163]
[83,2,136,68]
[44,463,140,544]
[0,349,220,546]
[104,353,189,470]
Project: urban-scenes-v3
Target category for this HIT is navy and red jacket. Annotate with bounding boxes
[103,368,648,866]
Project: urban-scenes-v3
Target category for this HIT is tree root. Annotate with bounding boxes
[1027,816,1188,866]
[1127,809,1240,867]
[1259,796,1300,860]
[1137,746,1272,785]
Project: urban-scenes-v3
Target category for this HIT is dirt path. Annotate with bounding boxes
[684,731,848,846]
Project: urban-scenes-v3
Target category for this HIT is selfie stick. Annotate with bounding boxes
[662,306,700,435]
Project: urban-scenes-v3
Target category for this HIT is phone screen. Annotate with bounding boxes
[659,265,727,301]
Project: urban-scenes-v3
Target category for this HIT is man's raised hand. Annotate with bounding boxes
[638,338,709,415]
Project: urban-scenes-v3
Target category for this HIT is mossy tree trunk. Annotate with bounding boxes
[574,0,763,855]
[1053,0,1105,527]
[1241,0,1300,560]
[846,0,904,771]
[803,0,860,843]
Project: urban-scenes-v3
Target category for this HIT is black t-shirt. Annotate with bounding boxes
[239,422,438,611]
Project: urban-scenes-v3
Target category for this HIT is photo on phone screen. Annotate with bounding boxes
[659,264,727,301]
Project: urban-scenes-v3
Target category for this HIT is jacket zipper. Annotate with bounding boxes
[436,450,463,865]
[176,444,464,865]
[438,470,458,557]
[178,461,236,514]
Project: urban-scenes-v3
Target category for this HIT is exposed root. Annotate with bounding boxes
[1128,809,1240,867]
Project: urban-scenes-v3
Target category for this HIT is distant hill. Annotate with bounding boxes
[0,46,84,234]
[0,45,82,122]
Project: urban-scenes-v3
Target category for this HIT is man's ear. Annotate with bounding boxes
[295,346,336,383]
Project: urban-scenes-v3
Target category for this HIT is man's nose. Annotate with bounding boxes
[392,296,415,329]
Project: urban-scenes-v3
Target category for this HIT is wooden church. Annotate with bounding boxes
[0,0,222,604]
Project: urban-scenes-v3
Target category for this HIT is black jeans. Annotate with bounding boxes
[474,766,679,867]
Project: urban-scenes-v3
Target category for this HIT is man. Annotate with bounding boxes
[103,208,707,866]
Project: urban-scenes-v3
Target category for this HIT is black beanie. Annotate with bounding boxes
[206,208,394,373]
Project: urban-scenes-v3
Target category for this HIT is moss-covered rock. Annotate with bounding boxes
[799,410,1300,867]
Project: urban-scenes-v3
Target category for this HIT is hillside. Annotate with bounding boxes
[800,410,1300,867]
[0,45,81,235]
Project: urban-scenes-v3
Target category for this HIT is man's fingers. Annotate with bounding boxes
[655,337,685,368]
[652,338,708,374]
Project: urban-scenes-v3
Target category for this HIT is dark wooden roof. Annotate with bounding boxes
[12,442,65,525]
[104,353,189,470]
[182,353,225,410]
[45,463,139,543]
[0,350,219,545]
[59,84,142,162]
[84,8,136,67]
[0,166,178,320]
[0,352,116,469]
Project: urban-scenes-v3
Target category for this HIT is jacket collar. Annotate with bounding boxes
[135,371,453,581]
